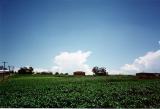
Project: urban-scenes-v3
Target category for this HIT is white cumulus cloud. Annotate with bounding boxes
[51,50,92,75]
[121,49,160,74]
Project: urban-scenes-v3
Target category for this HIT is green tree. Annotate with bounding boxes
[18,67,34,74]
[92,66,108,76]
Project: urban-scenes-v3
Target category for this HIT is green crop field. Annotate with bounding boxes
[0,75,160,108]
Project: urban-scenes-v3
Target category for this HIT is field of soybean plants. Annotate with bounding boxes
[0,74,160,108]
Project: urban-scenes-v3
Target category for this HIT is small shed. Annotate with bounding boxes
[73,71,85,76]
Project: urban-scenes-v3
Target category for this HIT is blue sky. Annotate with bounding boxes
[1,0,160,73]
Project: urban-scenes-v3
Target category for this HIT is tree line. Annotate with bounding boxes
[16,66,108,76]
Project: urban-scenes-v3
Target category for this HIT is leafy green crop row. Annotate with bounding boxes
[0,75,160,108]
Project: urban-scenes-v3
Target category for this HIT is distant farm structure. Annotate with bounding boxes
[0,61,14,81]
[136,72,160,79]
[73,71,85,76]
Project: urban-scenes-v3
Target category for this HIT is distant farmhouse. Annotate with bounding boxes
[0,67,10,77]
[0,66,9,73]
[136,72,160,79]
[73,71,85,76]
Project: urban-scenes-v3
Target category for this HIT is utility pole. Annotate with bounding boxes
[8,66,11,71]
[2,61,8,70]
[8,65,14,74]
[1,61,8,80]
[12,66,15,73]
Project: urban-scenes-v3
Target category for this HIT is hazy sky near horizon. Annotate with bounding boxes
[1,0,160,73]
